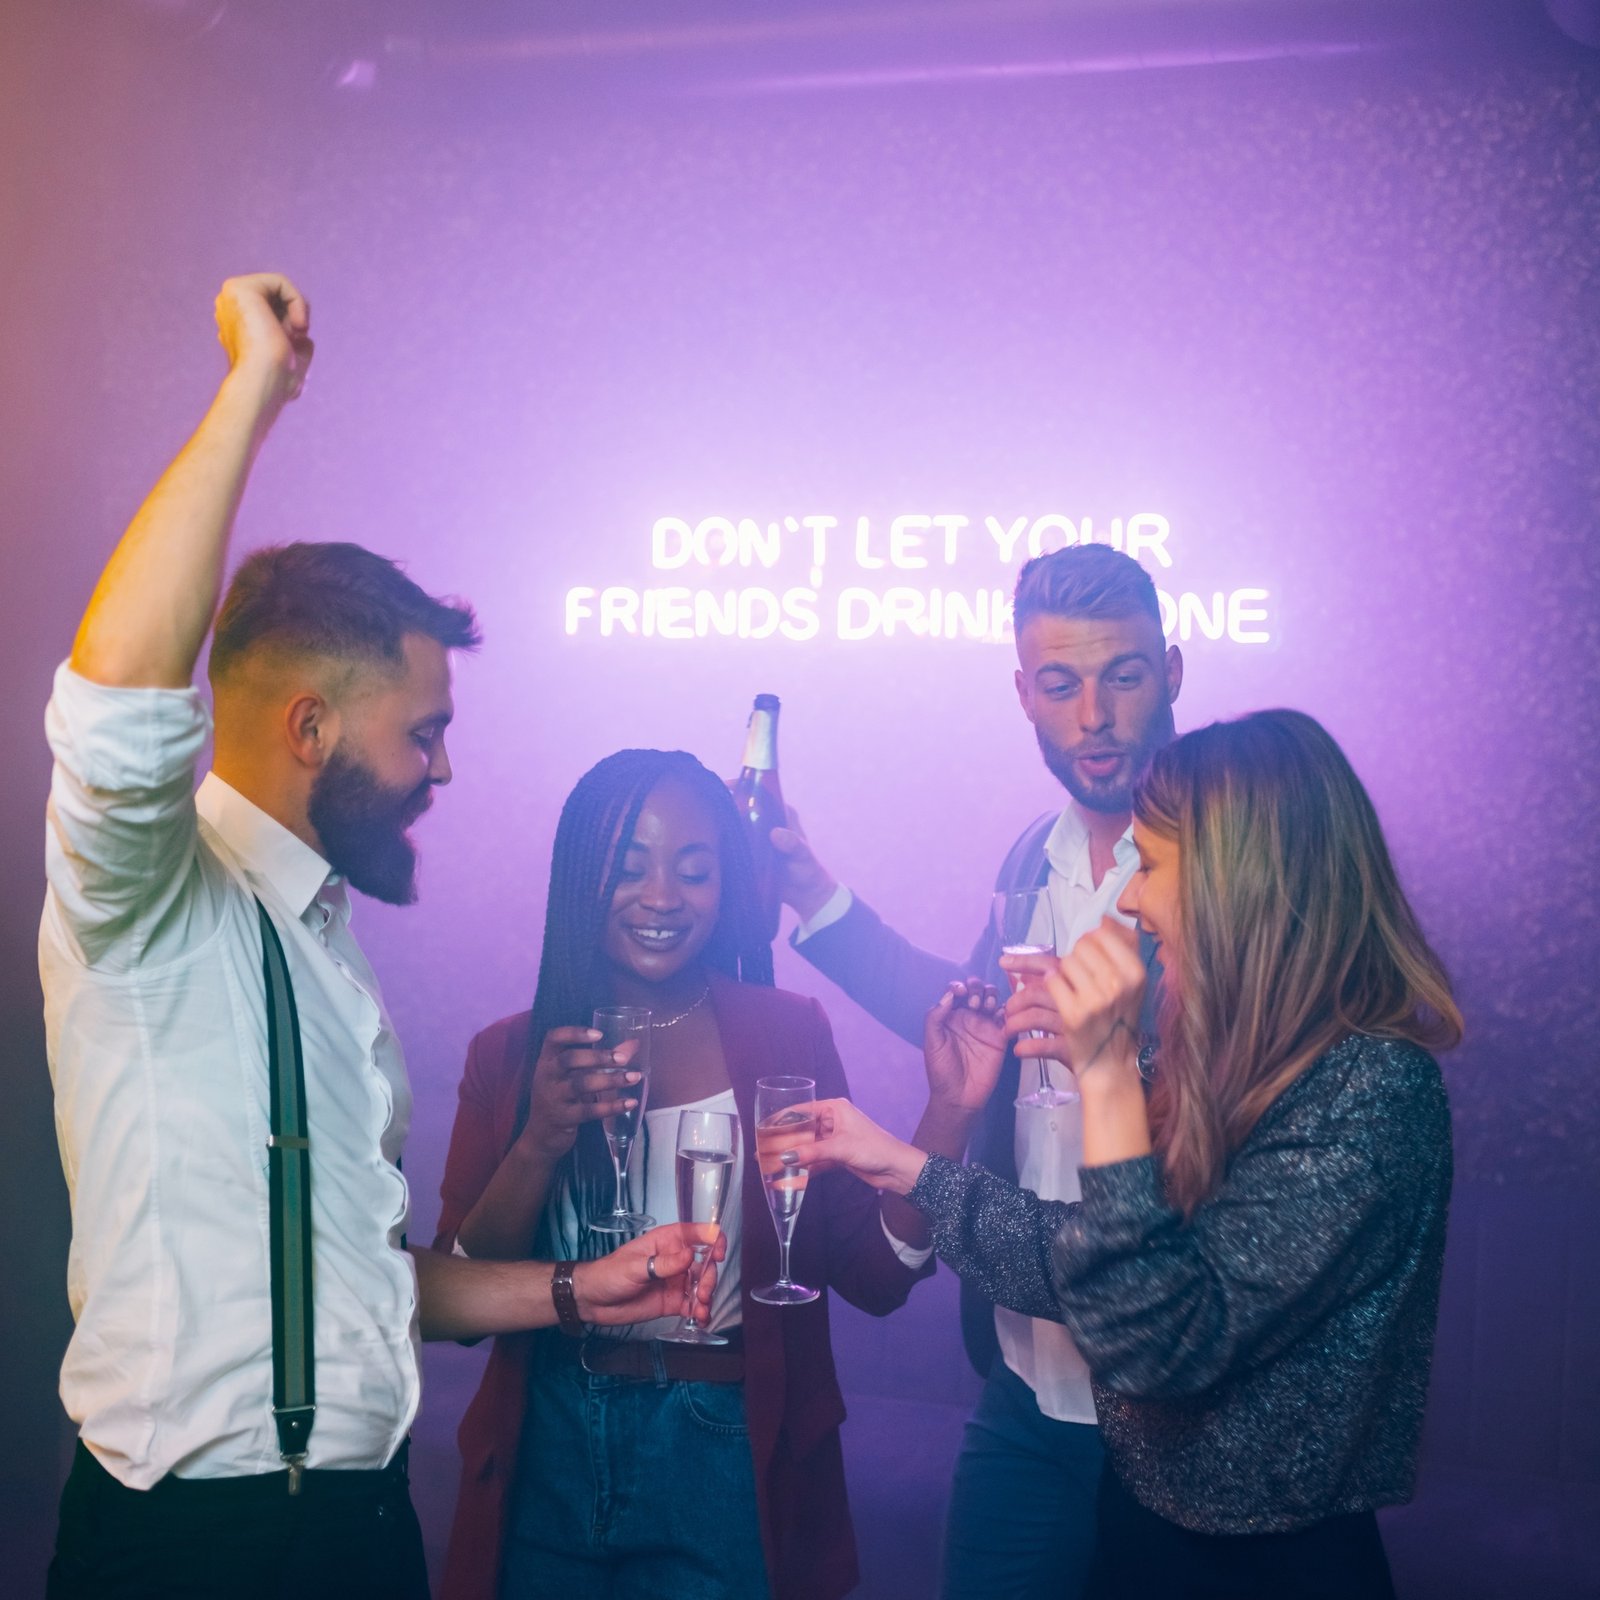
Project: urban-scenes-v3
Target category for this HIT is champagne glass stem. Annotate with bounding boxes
[610,1141,629,1220]
[777,1234,793,1288]
[680,1244,710,1336]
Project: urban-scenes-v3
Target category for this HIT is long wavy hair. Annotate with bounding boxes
[1134,709,1462,1219]
[516,749,774,1257]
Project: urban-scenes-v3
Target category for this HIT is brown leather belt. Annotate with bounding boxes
[561,1333,745,1384]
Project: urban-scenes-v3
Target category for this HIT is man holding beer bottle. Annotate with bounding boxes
[772,543,1182,1600]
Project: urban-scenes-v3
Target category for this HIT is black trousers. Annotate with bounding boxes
[46,1441,430,1600]
[1087,1463,1397,1600]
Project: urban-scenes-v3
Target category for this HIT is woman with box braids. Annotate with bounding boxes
[434,746,929,1600]
[513,749,774,1258]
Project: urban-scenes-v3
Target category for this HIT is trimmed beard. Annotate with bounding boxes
[1035,699,1176,814]
[307,748,430,906]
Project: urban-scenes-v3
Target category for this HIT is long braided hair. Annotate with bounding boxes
[516,749,775,1258]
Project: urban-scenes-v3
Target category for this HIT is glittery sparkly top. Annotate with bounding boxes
[906,1033,1452,1535]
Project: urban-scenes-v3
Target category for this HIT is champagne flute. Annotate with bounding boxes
[659,1109,738,1346]
[993,890,1078,1111]
[751,1075,821,1306]
[588,1006,654,1234]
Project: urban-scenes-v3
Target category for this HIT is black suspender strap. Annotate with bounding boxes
[256,897,315,1493]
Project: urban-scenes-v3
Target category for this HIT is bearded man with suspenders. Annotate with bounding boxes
[41,273,712,1599]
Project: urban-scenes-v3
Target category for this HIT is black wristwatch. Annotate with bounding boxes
[551,1260,585,1338]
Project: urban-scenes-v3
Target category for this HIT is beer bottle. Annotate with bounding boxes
[733,694,785,943]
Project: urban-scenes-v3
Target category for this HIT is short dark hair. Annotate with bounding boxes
[1012,544,1162,634]
[209,542,480,682]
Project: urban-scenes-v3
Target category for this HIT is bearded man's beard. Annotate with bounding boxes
[307,749,432,905]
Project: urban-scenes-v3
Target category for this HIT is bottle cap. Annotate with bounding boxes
[753,694,781,711]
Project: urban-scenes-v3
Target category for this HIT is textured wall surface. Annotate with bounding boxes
[130,45,1598,1196]
[3,6,1597,1592]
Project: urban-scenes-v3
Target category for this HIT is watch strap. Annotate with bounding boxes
[551,1260,584,1337]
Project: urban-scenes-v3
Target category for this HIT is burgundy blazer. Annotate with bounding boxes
[431,971,933,1600]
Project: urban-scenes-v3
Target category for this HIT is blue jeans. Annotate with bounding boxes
[941,1360,1105,1600]
[502,1337,770,1600]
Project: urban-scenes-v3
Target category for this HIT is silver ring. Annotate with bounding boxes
[645,1253,659,1281]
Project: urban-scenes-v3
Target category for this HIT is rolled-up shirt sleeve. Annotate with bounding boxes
[44,662,216,971]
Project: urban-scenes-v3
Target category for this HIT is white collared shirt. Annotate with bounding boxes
[794,808,1138,1411]
[995,803,1139,1423]
[41,663,420,1488]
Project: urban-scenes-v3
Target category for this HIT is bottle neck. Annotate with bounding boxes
[740,707,779,772]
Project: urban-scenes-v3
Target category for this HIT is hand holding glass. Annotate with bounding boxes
[752,1076,821,1306]
[588,1006,654,1234]
[993,890,1077,1110]
[659,1109,738,1345]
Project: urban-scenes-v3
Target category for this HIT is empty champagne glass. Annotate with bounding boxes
[993,890,1078,1110]
[751,1075,821,1306]
[659,1109,738,1346]
[588,1006,654,1234]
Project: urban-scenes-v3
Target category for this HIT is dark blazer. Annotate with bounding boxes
[431,970,932,1600]
[794,811,1159,1378]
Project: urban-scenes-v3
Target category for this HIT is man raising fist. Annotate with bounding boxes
[42,276,712,1599]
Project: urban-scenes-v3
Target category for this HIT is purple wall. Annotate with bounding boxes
[3,4,1597,1593]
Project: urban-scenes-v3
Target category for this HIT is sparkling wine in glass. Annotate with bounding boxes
[659,1109,738,1346]
[993,890,1078,1111]
[588,1006,654,1235]
[751,1076,821,1306]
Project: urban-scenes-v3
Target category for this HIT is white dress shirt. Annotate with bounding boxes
[796,805,1138,1423]
[996,803,1138,1423]
[41,664,420,1488]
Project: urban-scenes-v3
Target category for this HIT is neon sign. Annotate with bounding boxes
[563,512,1273,645]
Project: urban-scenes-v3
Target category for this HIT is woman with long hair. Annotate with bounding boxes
[431,748,934,1600]
[796,709,1461,1599]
